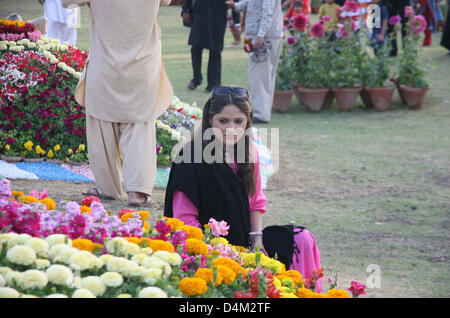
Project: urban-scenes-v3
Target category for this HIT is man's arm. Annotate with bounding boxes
[257,0,276,38]
[226,0,250,12]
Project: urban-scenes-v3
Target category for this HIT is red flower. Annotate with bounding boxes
[348,281,366,298]
[292,13,308,32]
[81,195,101,207]
[311,22,325,38]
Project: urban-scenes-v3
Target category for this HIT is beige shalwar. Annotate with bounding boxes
[65,0,174,200]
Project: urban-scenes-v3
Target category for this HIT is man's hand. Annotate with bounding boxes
[254,36,264,50]
[38,0,45,5]
[182,12,191,25]
[376,33,384,42]
[225,1,236,9]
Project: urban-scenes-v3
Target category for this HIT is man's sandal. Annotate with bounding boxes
[82,187,115,200]
[128,196,154,208]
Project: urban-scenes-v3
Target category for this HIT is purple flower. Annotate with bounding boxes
[286,36,296,45]
[389,15,401,26]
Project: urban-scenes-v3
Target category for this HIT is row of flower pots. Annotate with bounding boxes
[273,83,429,113]
[0,155,88,165]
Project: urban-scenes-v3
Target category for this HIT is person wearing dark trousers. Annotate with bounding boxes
[182,0,228,92]
[387,0,410,56]
[441,0,450,54]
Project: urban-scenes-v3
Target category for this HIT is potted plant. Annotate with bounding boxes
[0,131,22,162]
[395,8,431,110]
[273,40,294,113]
[290,16,332,112]
[329,20,363,111]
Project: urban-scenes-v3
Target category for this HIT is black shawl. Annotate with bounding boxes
[164,142,251,247]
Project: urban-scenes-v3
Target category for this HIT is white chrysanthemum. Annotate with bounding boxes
[35,259,51,270]
[0,274,5,287]
[92,257,104,269]
[45,234,72,248]
[0,233,20,250]
[106,237,139,257]
[139,247,153,255]
[46,264,73,286]
[4,271,21,287]
[0,287,20,298]
[17,270,48,290]
[130,253,148,265]
[99,254,113,264]
[25,238,49,256]
[48,244,75,262]
[153,250,182,266]
[16,233,32,244]
[129,265,146,278]
[141,257,172,278]
[69,250,95,271]
[69,276,82,289]
[80,276,106,297]
[72,288,96,298]
[141,268,162,285]
[0,267,12,276]
[106,257,135,277]
[21,294,38,298]
[117,293,132,298]
[45,293,69,298]
[6,245,36,266]
[100,272,123,287]
[138,286,168,298]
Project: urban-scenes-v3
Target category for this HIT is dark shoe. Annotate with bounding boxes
[82,187,115,200]
[253,117,269,124]
[187,81,199,90]
[205,86,216,93]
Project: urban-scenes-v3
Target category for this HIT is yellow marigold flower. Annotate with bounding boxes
[80,206,91,214]
[120,212,146,223]
[11,191,24,198]
[38,197,56,211]
[178,277,208,296]
[213,265,236,284]
[35,145,43,154]
[326,288,350,298]
[72,239,103,254]
[67,148,73,155]
[232,245,247,253]
[178,225,204,240]
[194,267,223,286]
[143,221,149,231]
[78,144,86,152]
[47,150,54,158]
[122,237,140,245]
[138,210,150,220]
[19,195,38,204]
[5,144,10,151]
[297,287,325,298]
[240,252,285,274]
[212,257,245,275]
[209,237,229,246]
[54,144,61,151]
[24,141,33,151]
[185,238,209,256]
[145,239,175,253]
[163,217,184,232]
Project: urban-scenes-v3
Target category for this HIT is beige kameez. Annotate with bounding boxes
[64,0,174,200]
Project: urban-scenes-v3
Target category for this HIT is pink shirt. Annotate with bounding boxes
[172,146,267,228]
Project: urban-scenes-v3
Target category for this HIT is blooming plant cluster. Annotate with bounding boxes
[0,178,365,298]
[0,19,37,43]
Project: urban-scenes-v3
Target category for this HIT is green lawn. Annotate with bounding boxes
[3,1,450,297]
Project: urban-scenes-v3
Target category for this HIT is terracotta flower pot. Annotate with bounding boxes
[331,86,362,111]
[296,87,330,112]
[291,81,304,105]
[0,155,23,163]
[272,89,294,113]
[360,87,374,108]
[397,84,430,110]
[367,86,395,111]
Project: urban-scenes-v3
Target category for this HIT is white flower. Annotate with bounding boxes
[74,71,82,79]
[69,250,95,271]
[105,237,139,257]
[100,272,123,287]
[57,62,67,69]
[35,259,51,270]
[17,270,48,290]
[138,286,167,298]
[6,245,36,266]
[92,257,104,269]
[27,42,36,49]
[80,276,106,297]
[139,247,153,255]
[0,44,7,51]
[45,234,72,248]
[117,293,132,298]
[142,257,172,278]
[45,293,69,298]
[141,268,162,285]
[0,287,20,298]
[25,238,49,256]
[106,256,135,277]
[72,288,96,298]
[4,271,21,287]
[0,267,12,276]
[21,294,38,298]
[131,253,148,265]
[0,274,5,287]
[46,265,73,286]
[99,254,113,264]
[48,244,75,262]
[153,251,182,266]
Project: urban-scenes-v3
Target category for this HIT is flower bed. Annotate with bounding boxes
[0,19,201,166]
[0,178,363,298]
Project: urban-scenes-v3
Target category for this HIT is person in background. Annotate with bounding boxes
[386,0,410,56]
[369,0,388,56]
[441,0,450,54]
[6,13,48,35]
[284,0,311,18]
[415,0,443,46]
[38,0,78,46]
[285,1,305,34]
[65,0,174,207]
[229,0,243,46]
[318,0,341,34]
[182,0,228,92]
[225,0,284,124]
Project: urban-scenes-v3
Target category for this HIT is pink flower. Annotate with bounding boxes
[342,1,360,13]
[311,22,325,38]
[404,6,414,18]
[321,15,332,23]
[348,281,366,297]
[208,218,230,237]
[336,23,348,38]
[411,15,427,34]
[389,15,401,26]
[286,36,296,45]
[292,13,308,32]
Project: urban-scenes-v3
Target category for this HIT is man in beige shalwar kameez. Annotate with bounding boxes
[63,0,174,206]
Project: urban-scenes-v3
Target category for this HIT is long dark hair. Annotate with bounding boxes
[198,92,256,196]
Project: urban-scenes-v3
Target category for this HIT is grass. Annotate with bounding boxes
[3,1,450,297]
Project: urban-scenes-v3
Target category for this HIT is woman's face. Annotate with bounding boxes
[210,104,248,147]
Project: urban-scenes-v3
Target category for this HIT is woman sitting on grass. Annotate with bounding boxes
[163,86,322,291]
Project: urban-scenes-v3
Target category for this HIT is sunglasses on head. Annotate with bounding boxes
[211,86,249,99]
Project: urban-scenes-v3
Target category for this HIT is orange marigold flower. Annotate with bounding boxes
[143,221,149,231]
[146,239,175,253]
[163,217,184,232]
[178,277,208,296]
[72,239,103,253]
[120,212,135,223]
[178,225,204,240]
[185,238,209,256]
[213,265,236,284]
[138,210,150,220]
[194,267,223,286]
[326,288,350,298]
[38,197,56,211]
[212,257,245,275]
[232,245,247,253]
[122,237,141,245]
[80,205,91,214]
[19,195,38,204]
[11,191,24,198]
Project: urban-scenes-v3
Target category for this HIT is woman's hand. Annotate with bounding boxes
[182,12,192,25]
[250,234,268,256]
